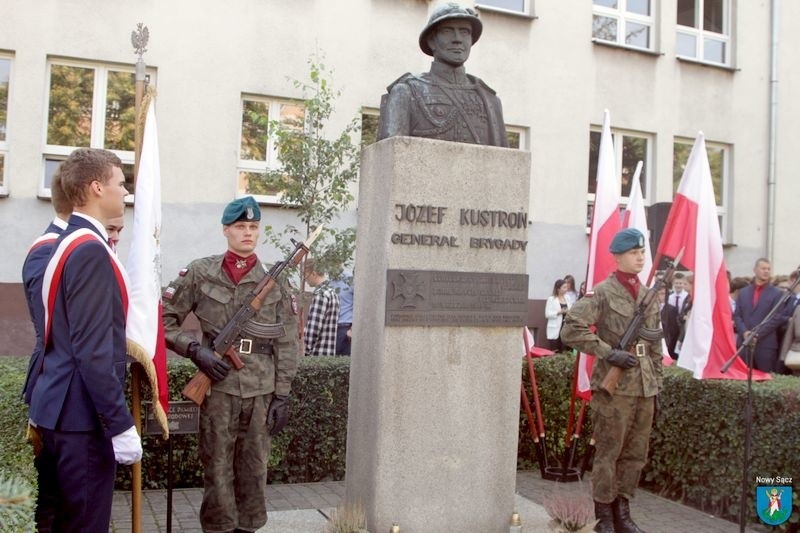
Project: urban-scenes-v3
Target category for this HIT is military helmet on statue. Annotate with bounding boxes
[419,2,483,56]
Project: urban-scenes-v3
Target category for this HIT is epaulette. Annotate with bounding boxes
[584,291,595,298]
[178,267,189,277]
[386,72,418,92]
[468,74,497,95]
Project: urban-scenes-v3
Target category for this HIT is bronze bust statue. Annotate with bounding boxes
[378,3,508,147]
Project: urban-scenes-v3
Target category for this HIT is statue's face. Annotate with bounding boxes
[428,19,473,66]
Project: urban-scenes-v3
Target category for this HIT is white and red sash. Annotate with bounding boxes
[27,233,59,254]
[42,229,130,347]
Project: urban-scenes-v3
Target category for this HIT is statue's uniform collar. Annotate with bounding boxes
[429,61,469,85]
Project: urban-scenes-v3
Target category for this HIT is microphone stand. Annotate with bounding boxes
[720,265,800,532]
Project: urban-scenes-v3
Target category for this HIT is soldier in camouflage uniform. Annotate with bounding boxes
[377,2,508,147]
[162,197,299,533]
[561,228,662,533]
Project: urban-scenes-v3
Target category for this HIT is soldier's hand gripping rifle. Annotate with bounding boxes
[600,248,684,395]
[182,226,324,405]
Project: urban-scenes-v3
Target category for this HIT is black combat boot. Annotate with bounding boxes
[612,496,645,533]
[593,500,616,533]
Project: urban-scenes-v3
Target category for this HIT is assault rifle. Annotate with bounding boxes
[600,248,684,395]
[182,226,323,405]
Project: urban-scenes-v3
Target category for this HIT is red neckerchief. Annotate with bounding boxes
[753,282,766,307]
[222,251,258,285]
[615,270,640,300]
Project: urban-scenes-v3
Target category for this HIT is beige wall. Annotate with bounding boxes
[1,0,797,297]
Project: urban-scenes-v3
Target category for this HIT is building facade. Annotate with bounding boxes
[1,0,797,352]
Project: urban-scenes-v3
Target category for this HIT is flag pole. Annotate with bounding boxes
[130,22,150,533]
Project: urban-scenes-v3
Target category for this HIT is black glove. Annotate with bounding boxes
[187,343,231,382]
[606,349,638,369]
[267,395,289,436]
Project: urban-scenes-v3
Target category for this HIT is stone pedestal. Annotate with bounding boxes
[345,136,531,533]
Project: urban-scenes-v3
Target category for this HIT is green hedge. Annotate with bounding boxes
[518,353,800,526]
[3,354,799,527]
[117,355,350,489]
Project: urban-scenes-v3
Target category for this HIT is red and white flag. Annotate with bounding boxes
[652,133,770,381]
[622,161,653,285]
[125,94,170,436]
[577,110,622,399]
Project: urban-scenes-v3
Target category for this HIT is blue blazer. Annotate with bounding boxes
[20,222,64,404]
[733,283,787,372]
[29,215,133,437]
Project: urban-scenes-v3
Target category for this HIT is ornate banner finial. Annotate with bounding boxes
[131,23,149,59]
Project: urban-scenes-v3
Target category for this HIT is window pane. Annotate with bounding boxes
[121,163,135,195]
[593,15,618,42]
[621,136,647,197]
[672,143,724,206]
[0,153,5,188]
[703,38,725,63]
[703,0,724,33]
[706,145,724,205]
[594,0,617,7]
[104,70,135,151]
[47,65,95,146]
[507,131,520,149]
[279,102,305,130]
[241,100,269,161]
[478,0,525,11]
[238,170,282,197]
[361,113,379,147]
[44,157,65,189]
[677,0,697,27]
[627,0,650,16]
[625,22,650,48]
[676,32,697,57]
[0,58,9,142]
[588,131,601,196]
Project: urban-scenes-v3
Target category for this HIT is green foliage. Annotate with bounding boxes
[643,366,800,525]
[0,359,36,488]
[115,356,350,489]
[261,53,360,280]
[519,353,594,469]
[0,473,35,533]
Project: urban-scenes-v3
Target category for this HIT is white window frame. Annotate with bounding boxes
[236,95,305,204]
[41,58,156,200]
[0,53,12,196]
[592,0,656,52]
[586,127,654,231]
[476,0,533,17]
[673,137,730,242]
[676,0,731,66]
[506,125,529,150]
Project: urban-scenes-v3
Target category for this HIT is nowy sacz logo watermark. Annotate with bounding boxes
[756,485,792,526]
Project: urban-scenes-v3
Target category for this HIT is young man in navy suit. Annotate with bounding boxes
[28,148,142,531]
[733,258,787,372]
[20,170,72,530]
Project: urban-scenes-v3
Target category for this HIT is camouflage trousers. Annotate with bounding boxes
[590,392,655,504]
[199,390,273,533]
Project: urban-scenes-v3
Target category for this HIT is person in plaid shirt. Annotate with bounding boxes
[303,260,340,356]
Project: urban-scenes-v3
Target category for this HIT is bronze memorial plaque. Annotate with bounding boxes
[385,269,528,327]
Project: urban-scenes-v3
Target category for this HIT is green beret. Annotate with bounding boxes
[609,228,645,254]
[221,196,261,225]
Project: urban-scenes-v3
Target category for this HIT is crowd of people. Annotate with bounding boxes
[545,258,800,375]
